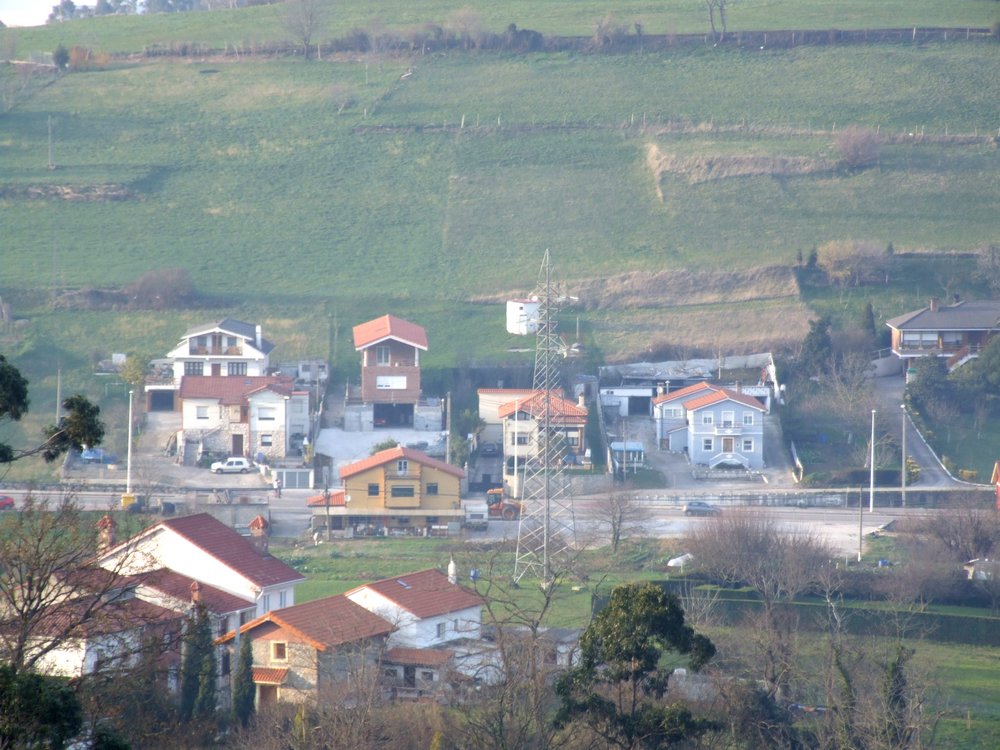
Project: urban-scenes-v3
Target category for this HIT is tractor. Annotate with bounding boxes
[485,487,522,521]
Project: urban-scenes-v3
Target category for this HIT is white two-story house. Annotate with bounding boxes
[145,318,275,411]
[653,382,767,469]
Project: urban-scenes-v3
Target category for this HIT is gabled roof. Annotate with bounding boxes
[340,446,464,481]
[886,300,1000,331]
[385,647,453,666]
[110,513,304,590]
[131,568,252,615]
[219,595,393,651]
[180,318,275,354]
[652,381,718,406]
[346,568,483,619]
[683,388,766,412]
[497,391,587,424]
[178,375,295,405]
[306,489,348,507]
[353,315,428,351]
[33,595,180,638]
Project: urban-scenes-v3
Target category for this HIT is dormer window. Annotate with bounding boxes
[397,460,409,475]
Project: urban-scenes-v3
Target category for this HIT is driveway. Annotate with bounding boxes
[872,373,966,490]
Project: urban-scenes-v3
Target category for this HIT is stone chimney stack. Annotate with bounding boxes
[190,581,202,605]
[249,515,269,554]
[448,557,458,586]
[735,381,742,394]
[929,297,940,313]
[577,393,587,409]
[96,514,117,553]
[255,324,263,350]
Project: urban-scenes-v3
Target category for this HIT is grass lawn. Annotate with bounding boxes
[3,0,999,55]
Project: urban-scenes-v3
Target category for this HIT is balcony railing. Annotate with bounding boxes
[188,345,244,356]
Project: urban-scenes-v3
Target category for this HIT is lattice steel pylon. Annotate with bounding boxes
[513,250,577,585]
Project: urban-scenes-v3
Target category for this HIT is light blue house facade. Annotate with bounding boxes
[653,383,767,470]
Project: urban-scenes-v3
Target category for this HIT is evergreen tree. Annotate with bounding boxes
[231,635,255,726]
[799,317,833,376]
[862,301,877,339]
[555,583,716,749]
[180,605,215,722]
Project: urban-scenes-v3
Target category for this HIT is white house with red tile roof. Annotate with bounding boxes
[476,388,537,444]
[97,513,304,620]
[345,568,483,649]
[145,318,275,412]
[216,595,394,707]
[653,383,767,469]
[178,374,309,460]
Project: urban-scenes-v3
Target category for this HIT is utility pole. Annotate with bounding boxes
[900,403,907,509]
[869,409,876,513]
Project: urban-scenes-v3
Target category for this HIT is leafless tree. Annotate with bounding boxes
[0,495,146,676]
[685,512,833,699]
[705,0,730,42]
[592,487,650,555]
[446,6,482,50]
[283,0,328,59]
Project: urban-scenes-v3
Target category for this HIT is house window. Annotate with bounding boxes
[426,483,439,495]
[701,413,713,425]
[228,362,247,376]
[196,406,209,420]
[391,486,415,498]
[743,413,754,426]
[743,439,754,452]
[185,361,203,376]
[260,434,273,447]
[217,617,229,638]
[721,411,734,428]
[376,345,390,365]
[279,591,287,608]
[436,622,446,638]
[239,610,253,625]
[258,407,275,421]
[702,438,713,452]
[566,434,580,447]
[421,671,435,682]
[368,483,380,496]
[221,651,231,676]
[397,459,409,475]
[515,434,529,445]
[262,594,271,611]
[272,642,287,661]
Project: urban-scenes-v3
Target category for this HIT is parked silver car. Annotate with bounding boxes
[210,457,252,474]
[683,501,721,516]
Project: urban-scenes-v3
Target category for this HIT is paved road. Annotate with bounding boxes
[872,373,966,490]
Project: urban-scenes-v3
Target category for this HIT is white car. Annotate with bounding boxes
[210,457,252,474]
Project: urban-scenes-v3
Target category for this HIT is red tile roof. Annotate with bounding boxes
[347,568,483,619]
[221,595,393,651]
[652,381,717,406]
[33,594,181,638]
[340,446,464,481]
[385,647,454,667]
[252,667,288,685]
[353,315,428,351]
[178,375,294,405]
[306,489,348,507]
[132,568,252,615]
[497,391,587,424]
[156,514,304,589]
[682,388,766,412]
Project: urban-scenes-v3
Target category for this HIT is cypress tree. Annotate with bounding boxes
[180,604,215,722]
[231,635,255,726]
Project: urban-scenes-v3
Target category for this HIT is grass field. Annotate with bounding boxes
[3,0,999,55]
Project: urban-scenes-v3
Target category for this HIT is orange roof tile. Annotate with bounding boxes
[178,375,294,405]
[306,489,348,507]
[340,446,464,481]
[385,647,454,667]
[652,382,718,406]
[131,568,252,615]
[347,568,483,619]
[221,595,393,651]
[252,667,288,685]
[497,391,587,424]
[353,315,428,351]
[682,387,765,412]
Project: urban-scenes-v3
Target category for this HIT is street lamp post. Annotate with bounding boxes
[122,389,135,508]
[900,403,907,509]
[869,409,876,514]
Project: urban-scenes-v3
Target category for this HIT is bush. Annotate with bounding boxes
[53,44,69,70]
[836,125,883,169]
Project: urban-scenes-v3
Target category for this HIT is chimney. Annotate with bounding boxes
[249,514,269,554]
[255,324,263,349]
[190,581,202,605]
[96,514,117,553]
[448,557,458,585]
[929,297,940,313]
[577,393,587,408]
[735,381,742,394]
